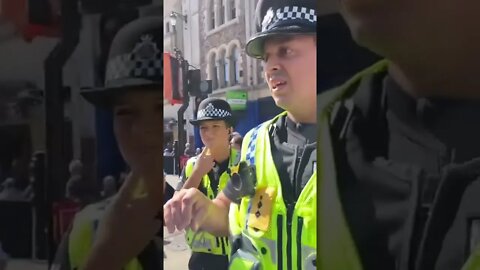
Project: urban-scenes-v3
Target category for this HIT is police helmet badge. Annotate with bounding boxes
[133,34,160,60]
[261,8,275,31]
[205,103,215,114]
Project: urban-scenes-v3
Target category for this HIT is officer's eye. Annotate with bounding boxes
[279,47,293,57]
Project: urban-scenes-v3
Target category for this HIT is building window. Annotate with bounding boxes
[216,59,222,88]
[231,46,241,84]
[166,22,170,33]
[220,0,226,25]
[209,0,215,30]
[213,65,218,89]
[209,53,218,89]
[230,0,236,20]
[224,58,229,86]
[218,49,227,88]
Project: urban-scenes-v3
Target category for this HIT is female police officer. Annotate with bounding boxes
[179,97,239,270]
[51,16,167,270]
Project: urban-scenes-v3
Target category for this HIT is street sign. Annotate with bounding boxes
[226,90,247,111]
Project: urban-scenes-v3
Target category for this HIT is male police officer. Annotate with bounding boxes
[313,0,480,269]
[164,0,317,269]
[180,97,239,270]
[51,16,166,270]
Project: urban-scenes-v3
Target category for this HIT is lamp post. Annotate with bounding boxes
[169,11,187,51]
[171,48,190,175]
[44,0,80,263]
[169,11,187,25]
[170,11,190,175]
[169,12,177,49]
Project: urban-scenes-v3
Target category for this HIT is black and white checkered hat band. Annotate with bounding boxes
[262,6,317,32]
[197,105,232,119]
[105,52,163,83]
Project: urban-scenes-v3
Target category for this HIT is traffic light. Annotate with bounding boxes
[187,70,212,97]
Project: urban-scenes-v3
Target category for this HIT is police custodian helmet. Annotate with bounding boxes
[81,16,162,108]
[245,0,317,59]
[190,97,235,126]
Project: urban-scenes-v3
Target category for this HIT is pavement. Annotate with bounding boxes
[163,227,191,270]
[165,174,182,191]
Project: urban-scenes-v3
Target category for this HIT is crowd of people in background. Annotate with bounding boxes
[0,154,128,258]
[0,135,243,209]
[0,177,27,202]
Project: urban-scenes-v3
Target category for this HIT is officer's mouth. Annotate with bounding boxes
[271,80,287,92]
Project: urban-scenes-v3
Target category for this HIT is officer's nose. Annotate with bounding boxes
[264,56,281,74]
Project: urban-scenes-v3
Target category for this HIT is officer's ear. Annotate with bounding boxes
[228,127,233,140]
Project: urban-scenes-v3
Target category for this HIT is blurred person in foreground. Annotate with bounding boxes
[308,0,480,269]
[51,16,167,270]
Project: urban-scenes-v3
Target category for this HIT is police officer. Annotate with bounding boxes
[180,97,239,270]
[314,0,480,269]
[163,0,317,269]
[51,16,167,270]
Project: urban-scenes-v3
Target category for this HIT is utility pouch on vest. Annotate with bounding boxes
[248,187,276,232]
